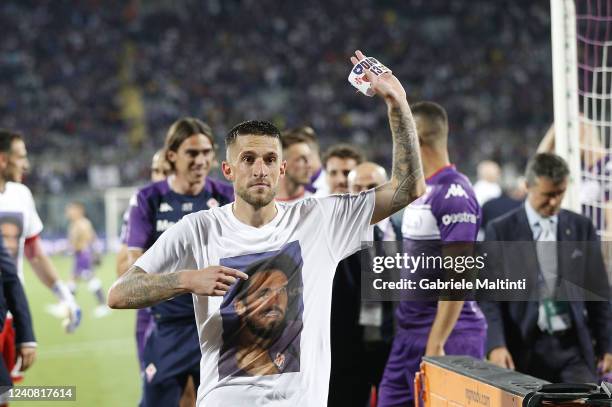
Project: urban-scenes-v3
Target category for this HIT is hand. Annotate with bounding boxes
[17,346,36,371]
[425,341,445,357]
[599,352,612,373]
[350,50,407,107]
[63,300,82,333]
[182,266,249,296]
[488,347,515,370]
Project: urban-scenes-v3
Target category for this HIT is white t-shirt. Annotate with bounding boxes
[135,191,375,406]
[0,182,43,281]
[312,169,329,197]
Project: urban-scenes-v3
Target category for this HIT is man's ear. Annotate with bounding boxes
[221,161,234,182]
[279,160,287,178]
[166,150,177,165]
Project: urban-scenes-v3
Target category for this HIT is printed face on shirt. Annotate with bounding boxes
[283,142,312,186]
[527,176,568,218]
[218,243,304,378]
[7,139,30,183]
[0,218,22,259]
[235,269,289,339]
[167,134,214,186]
[326,157,358,194]
[223,135,286,208]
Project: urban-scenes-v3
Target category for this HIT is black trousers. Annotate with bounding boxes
[524,329,596,383]
[328,341,391,407]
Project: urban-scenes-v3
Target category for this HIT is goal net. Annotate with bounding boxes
[552,0,612,276]
[103,186,137,251]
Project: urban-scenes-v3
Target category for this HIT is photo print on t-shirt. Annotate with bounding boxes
[0,211,24,260]
[218,241,304,379]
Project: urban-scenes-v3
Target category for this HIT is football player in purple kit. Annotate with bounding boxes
[125,118,233,407]
[378,102,486,407]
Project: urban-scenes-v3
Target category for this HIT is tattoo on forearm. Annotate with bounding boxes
[115,266,182,308]
[389,105,424,210]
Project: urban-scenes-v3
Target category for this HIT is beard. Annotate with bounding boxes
[246,313,287,342]
[236,183,277,208]
[286,171,310,187]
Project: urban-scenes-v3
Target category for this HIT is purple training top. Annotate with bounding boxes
[398,165,486,333]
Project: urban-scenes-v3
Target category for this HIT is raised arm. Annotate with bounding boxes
[350,51,426,224]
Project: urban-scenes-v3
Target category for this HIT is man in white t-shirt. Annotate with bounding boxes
[108,51,426,406]
[0,130,80,333]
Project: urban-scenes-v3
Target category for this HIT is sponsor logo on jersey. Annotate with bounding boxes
[444,184,469,199]
[441,212,477,226]
[156,219,175,232]
[182,202,193,212]
[159,202,173,212]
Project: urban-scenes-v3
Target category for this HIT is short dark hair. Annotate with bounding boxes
[322,144,365,168]
[525,153,570,186]
[225,120,281,148]
[0,216,23,235]
[0,130,23,153]
[280,132,311,151]
[411,101,448,146]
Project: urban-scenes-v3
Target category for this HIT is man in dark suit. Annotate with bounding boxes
[328,162,400,407]
[481,153,612,382]
[480,176,527,231]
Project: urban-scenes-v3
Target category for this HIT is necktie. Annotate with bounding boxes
[535,218,557,297]
[535,218,572,333]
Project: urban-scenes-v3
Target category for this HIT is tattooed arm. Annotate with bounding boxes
[349,51,426,224]
[107,264,248,309]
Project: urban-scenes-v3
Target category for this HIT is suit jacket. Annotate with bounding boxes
[481,193,523,230]
[330,216,402,363]
[0,234,35,344]
[480,206,612,372]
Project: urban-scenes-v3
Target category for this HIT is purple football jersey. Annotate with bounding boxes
[398,165,486,332]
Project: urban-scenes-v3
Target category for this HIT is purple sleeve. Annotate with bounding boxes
[126,190,154,250]
[432,184,481,242]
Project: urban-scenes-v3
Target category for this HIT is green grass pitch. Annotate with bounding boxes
[20,253,140,407]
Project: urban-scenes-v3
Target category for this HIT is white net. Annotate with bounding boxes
[103,186,137,251]
[554,0,612,277]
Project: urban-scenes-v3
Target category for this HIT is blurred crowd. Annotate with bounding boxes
[0,0,552,195]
